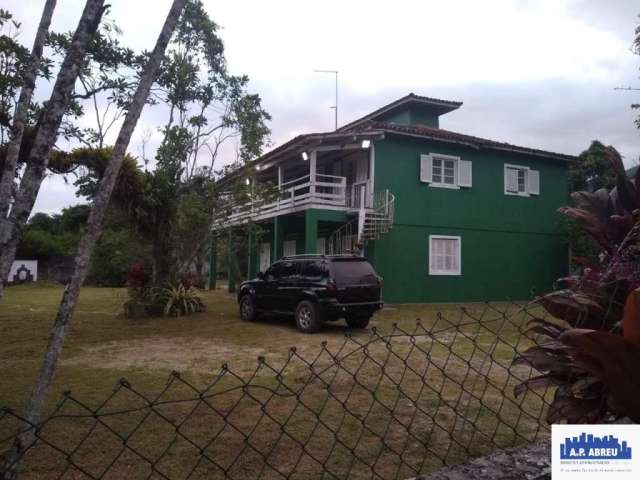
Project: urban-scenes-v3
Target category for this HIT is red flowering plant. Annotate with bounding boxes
[124,262,152,316]
[515,148,640,423]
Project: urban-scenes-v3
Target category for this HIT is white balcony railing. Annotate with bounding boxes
[214,174,347,228]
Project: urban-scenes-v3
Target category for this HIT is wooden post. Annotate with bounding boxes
[227,228,236,293]
[309,150,317,198]
[207,234,217,290]
[273,216,282,261]
[277,165,283,211]
[247,226,253,279]
[305,210,318,254]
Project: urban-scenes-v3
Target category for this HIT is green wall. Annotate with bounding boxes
[379,105,441,128]
[370,135,569,303]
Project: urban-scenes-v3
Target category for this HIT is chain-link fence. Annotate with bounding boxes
[1,303,555,480]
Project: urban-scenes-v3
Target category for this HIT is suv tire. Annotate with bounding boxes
[346,315,370,329]
[295,300,321,333]
[239,294,257,322]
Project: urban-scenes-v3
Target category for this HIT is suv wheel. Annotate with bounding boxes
[239,295,257,322]
[295,300,321,333]
[346,315,370,329]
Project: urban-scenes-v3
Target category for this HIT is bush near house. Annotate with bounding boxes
[515,147,640,423]
[123,263,205,318]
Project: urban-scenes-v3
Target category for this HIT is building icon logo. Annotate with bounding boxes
[560,432,632,460]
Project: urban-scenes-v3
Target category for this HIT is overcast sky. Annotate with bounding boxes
[8,0,640,214]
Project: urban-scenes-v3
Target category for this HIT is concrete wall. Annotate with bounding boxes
[7,260,38,283]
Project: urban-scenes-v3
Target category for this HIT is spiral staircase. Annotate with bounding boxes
[326,189,395,255]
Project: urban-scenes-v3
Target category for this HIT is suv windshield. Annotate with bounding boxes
[331,260,377,285]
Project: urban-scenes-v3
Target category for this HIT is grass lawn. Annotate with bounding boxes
[0,283,549,479]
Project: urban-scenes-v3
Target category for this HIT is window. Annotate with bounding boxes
[300,260,327,279]
[504,164,540,196]
[420,154,472,188]
[283,239,296,257]
[428,235,461,276]
[331,259,378,285]
[267,261,299,280]
[432,156,457,185]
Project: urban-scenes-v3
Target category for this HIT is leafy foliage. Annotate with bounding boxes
[563,141,619,266]
[515,147,640,423]
[157,282,205,316]
[0,9,52,142]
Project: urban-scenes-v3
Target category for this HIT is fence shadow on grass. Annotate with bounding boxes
[1,303,555,479]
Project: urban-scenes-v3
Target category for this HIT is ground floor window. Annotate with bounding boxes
[283,240,296,257]
[428,235,461,276]
[316,237,326,254]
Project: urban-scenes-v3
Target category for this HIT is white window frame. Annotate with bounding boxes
[429,153,460,189]
[428,235,462,276]
[504,163,530,197]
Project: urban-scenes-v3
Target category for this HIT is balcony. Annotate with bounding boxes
[215,173,360,227]
[212,133,382,229]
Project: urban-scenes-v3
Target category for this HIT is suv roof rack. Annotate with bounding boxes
[280,254,362,261]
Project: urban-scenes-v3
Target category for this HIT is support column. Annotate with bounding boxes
[273,215,283,261]
[309,150,317,196]
[207,234,217,290]
[247,226,253,279]
[305,210,318,254]
[227,228,236,293]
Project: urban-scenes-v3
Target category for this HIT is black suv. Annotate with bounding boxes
[237,255,383,333]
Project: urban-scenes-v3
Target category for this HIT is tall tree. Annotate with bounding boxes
[1,2,187,478]
[569,140,618,193]
[564,140,620,266]
[0,1,56,244]
[0,0,106,299]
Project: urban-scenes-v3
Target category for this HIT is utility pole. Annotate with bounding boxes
[315,69,338,130]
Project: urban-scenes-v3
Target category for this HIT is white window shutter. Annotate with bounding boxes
[528,169,540,195]
[420,154,432,183]
[505,167,518,193]
[458,159,472,187]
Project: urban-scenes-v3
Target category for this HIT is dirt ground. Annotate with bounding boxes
[0,283,548,479]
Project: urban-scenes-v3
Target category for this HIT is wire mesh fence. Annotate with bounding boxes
[1,303,555,480]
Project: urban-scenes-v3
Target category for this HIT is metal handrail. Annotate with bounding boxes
[326,188,395,255]
[212,174,348,229]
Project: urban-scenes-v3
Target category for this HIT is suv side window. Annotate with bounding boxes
[300,260,327,280]
[277,261,299,280]
[265,262,281,281]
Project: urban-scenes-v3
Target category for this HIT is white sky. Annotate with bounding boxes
[7,0,640,213]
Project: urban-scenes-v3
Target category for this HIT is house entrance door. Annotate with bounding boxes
[352,156,370,207]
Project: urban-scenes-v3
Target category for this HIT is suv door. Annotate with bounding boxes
[298,260,328,289]
[272,260,300,312]
[258,262,282,310]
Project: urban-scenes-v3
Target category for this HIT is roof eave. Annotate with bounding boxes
[381,128,577,162]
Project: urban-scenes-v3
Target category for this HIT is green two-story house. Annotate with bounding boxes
[211,93,574,303]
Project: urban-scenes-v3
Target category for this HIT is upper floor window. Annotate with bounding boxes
[420,153,472,189]
[432,156,456,185]
[504,164,540,197]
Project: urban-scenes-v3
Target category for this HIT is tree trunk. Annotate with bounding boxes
[0,1,187,478]
[25,0,186,426]
[0,0,107,300]
[0,0,57,223]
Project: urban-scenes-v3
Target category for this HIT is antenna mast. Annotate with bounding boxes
[315,69,338,130]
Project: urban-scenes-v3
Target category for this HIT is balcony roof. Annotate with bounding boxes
[217,130,384,186]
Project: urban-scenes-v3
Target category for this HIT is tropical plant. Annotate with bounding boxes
[514,147,640,423]
[156,282,205,316]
